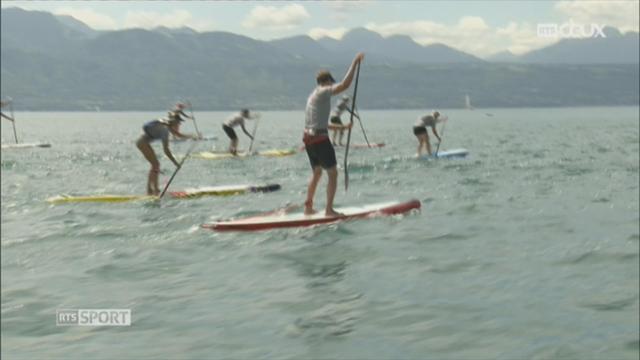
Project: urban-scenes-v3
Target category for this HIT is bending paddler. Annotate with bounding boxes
[222,109,254,155]
[303,52,364,217]
[413,110,443,156]
[136,116,199,195]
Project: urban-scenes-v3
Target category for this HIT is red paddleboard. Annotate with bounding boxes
[202,199,421,232]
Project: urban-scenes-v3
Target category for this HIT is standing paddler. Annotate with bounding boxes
[222,109,255,155]
[302,52,364,217]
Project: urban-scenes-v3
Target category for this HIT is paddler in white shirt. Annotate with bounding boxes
[222,109,254,155]
[413,110,443,156]
[302,52,364,217]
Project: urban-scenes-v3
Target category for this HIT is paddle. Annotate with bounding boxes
[434,116,448,157]
[7,98,18,144]
[248,113,260,153]
[185,101,201,138]
[344,61,361,191]
[159,142,197,199]
[351,105,371,147]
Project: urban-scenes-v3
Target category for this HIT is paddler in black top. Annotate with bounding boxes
[136,115,198,195]
[168,102,197,139]
[413,110,443,156]
[303,52,364,217]
[328,95,354,146]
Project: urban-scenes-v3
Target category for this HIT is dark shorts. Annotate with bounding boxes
[305,138,337,169]
[413,126,427,136]
[222,125,237,140]
[330,116,343,125]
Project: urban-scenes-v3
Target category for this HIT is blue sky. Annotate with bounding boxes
[1,1,638,57]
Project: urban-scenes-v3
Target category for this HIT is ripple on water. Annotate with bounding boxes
[288,295,363,339]
[579,296,639,312]
[555,250,640,266]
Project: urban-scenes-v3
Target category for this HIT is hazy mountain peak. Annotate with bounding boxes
[342,27,385,42]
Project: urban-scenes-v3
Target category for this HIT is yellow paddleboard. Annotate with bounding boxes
[46,184,281,204]
[191,149,296,160]
[46,194,157,204]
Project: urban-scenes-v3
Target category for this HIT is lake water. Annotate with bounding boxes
[2,107,639,359]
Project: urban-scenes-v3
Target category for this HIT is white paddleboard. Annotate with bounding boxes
[418,148,468,159]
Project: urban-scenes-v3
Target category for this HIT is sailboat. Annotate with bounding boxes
[1,98,51,149]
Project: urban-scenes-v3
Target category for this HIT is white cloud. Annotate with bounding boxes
[123,10,214,31]
[308,27,349,40]
[365,16,561,57]
[242,4,309,31]
[555,0,639,32]
[53,7,118,30]
[495,22,557,55]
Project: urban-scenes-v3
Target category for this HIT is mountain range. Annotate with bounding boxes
[1,8,638,110]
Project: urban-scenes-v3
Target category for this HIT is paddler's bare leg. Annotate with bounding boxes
[149,167,160,195]
[137,138,160,195]
[425,133,432,155]
[338,129,344,146]
[230,138,239,155]
[304,167,322,215]
[417,135,424,156]
[325,166,343,217]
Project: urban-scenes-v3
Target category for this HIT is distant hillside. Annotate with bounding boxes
[0,8,638,110]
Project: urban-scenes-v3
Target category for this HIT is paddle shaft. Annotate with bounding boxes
[434,118,447,156]
[9,100,18,143]
[344,61,361,191]
[351,106,371,147]
[159,142,196,199]
[248,117,259,153]
[186,102,201,136]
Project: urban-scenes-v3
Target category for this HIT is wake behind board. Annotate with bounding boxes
[419,148,469,159]
[202,199,421,232]
[47,184,280,204]
[191,149,296,160]
[2,142,51,149]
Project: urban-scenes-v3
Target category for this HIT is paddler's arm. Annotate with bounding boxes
[240,124,254,140]
[346,107,360,119]
[178,109,194,120]
[161,138,181,167]
[431,125,441,142]
[331,52,365,95]
[169,124,199,140]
